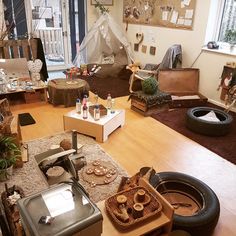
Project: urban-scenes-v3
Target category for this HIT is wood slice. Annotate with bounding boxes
[82,160,118,187]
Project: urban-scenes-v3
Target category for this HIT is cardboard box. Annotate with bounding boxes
[158,68,208,108]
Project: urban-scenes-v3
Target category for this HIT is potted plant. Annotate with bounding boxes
[224,29,236,48]
[0,135,21,181]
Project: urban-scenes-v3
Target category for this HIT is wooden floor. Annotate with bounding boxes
[11,95,236,236]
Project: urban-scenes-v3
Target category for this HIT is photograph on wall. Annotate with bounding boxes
[123,0,196,30]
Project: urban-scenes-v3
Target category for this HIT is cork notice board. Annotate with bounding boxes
[123,0,196,30]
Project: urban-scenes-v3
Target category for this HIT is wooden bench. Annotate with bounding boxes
[0,38,48,104]
[0,38,48,81]
[0,38,38,60]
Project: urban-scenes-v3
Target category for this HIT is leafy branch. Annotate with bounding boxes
[94,0,109,14]
[224,29,236,44]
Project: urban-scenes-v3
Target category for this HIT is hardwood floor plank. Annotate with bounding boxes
[10,96,236,236]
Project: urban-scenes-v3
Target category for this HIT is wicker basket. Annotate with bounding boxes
[1,185,25,236]
[105,186,162,229]
[0,99,13,135]
[0,99,12,117]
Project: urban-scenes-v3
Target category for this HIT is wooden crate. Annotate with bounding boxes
[169,93,208,108]
[24,90,42,103]
[131,98,169,116]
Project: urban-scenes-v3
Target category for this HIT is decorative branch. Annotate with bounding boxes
[94,0,109,14]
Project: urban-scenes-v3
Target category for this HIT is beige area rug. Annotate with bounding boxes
[0,131,128,203]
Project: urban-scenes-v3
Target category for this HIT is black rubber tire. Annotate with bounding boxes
[186,106,233,136]
[151,172,220,236]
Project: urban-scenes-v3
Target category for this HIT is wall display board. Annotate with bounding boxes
[123,0,196,30]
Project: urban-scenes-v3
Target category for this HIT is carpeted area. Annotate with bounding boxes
[0,131,128,202]
[151,104,236,164]
[18,113,36,126]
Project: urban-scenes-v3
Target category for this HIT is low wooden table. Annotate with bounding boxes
[0,85,48,104]
[63,109,125,142]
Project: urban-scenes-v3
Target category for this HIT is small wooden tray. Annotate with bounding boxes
[105,186,162,229]
[89,104,107,117]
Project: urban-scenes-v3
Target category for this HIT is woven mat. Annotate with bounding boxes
[0,131,128,203]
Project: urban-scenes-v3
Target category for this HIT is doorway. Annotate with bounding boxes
[30,0,69,70]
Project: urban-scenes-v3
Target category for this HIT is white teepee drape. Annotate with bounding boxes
[0,0,7,39]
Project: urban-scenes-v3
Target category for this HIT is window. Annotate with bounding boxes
[204,0,236,55]
[2,0,28,39]
[218,0,236,43]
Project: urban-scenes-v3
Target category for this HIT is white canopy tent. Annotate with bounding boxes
[0,0,6,40]
[73,12,133,67]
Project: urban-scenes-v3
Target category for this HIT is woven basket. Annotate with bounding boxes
[105,186,162,229]
[1,185,25,236]
[0,99,13,135]
[0,116,13,135]
[0,99,11,117]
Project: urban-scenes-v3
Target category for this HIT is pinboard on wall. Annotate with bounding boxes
[123,0,196,30]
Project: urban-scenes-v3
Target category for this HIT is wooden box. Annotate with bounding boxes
[158,68,208,108]
[89,104,107,117]
[24,90,41,103]
[168,93,208,108]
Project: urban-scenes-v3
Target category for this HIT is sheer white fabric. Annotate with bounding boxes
[0,0,6,39]
[73,13,133,66]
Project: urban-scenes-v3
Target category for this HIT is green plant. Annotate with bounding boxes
[0,135,21,170]
[94,0,109,14]
[224,29,236,44]
[142,77,158,95]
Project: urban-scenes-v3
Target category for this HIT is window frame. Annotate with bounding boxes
[204,0,236,56]
[213,0,226,42]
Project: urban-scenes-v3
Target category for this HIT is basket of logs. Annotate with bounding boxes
[105,186,162,229]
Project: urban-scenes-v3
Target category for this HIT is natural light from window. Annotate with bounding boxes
[218,0,236,44]
[205,0,236,55]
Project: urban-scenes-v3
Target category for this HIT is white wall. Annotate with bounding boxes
[87,0,236,110]
[87,1,123,30]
